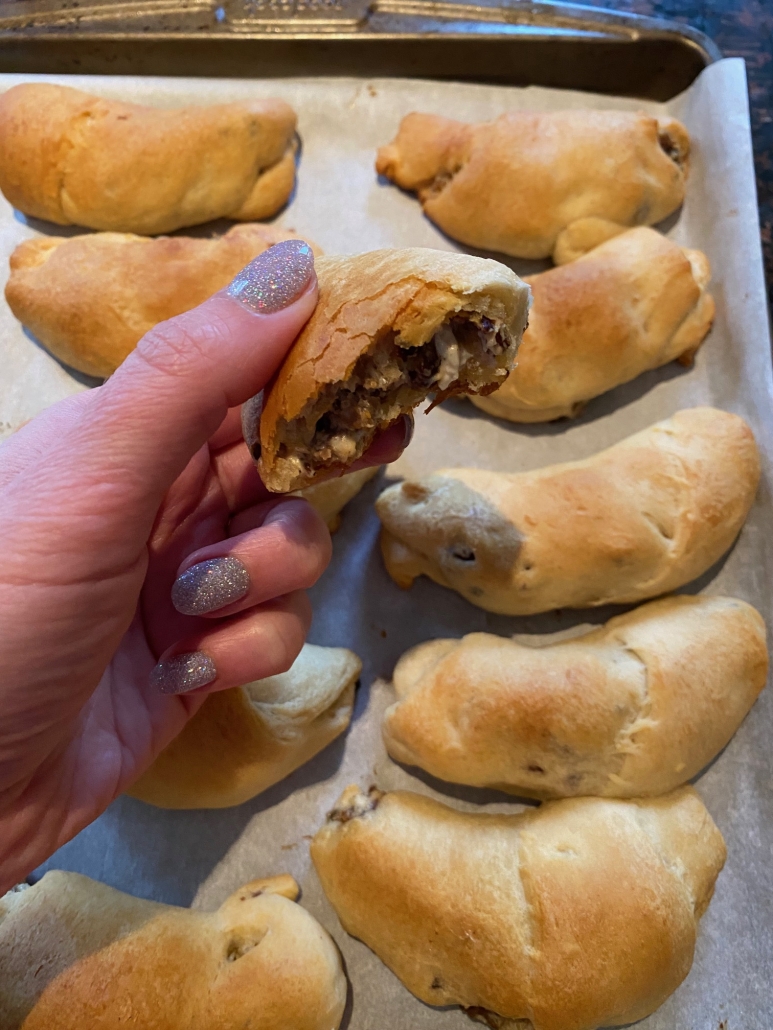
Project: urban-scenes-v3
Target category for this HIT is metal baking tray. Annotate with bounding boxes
[0,0,719,100]
[10,7,771,1030]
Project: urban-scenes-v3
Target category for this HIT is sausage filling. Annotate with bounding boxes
[658,127,688,167]
[328,787,384,824]
[275,313,513,478]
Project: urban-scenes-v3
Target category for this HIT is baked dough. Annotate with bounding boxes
[376,407,760,614]
[383,594,767,798]
[0,83,297,234]
[311,785,724,1030]
[253,248,531,492]
[376,109,689,260]
[129,643,360,809]
[0,871,346,1030]
[471,227,715,422]
[296,466,380,532]
[5,224,318,379]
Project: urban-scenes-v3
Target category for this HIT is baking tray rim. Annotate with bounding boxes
[0,0,722,65]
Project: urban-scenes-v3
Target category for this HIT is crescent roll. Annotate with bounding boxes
[252,248,530,493]
[384,594,767,798]
[296,466,379,532]
[376,407,760,615]
[472,227,715,423]
[0,83,297,234]
[376,109,689,261]
[0,871,346,1030]
[311,786,725,1030]
[5,224,318,379]
[129,644,360,809]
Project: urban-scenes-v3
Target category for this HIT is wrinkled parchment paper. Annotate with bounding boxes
[2,58,770,1029]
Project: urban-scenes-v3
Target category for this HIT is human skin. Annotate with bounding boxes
[0,249,405,892]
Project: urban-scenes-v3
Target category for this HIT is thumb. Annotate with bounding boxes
[86,238,317,501]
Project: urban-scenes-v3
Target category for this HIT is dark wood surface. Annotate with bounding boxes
[591,0,773,300]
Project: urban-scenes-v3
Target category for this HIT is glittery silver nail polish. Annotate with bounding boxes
[171,556,250,616]
[150,652,217,695]
[226,239,315,314]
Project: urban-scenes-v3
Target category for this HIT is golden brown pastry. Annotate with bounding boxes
[376,109,689,260]
[0,870,346,1030]
[384,594,767,798]
[472,227,715,422]
[5,224,318,379]
[377,408,759,615]
[312,785,724,1030]
[252,248,531,493]
[129,643,360,809]
[296,466,380,532]
[0,83,297,234]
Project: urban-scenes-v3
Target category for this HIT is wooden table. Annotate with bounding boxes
[593,0,773,300]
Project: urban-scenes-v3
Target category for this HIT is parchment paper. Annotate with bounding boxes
[3,59,770,1029]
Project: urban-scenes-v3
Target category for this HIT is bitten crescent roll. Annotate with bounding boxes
[0,871,346,1030]
[0,83,297,234]
[5,224,318,379]
[129,644,360,809]
[376,407,760,615]
[376,109,689,261]
[383,594,767,798]
[472,227,715,423]
[250,248,531,493]
[312,786,725,1030]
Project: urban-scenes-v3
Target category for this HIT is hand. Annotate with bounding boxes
[0,240,409,892]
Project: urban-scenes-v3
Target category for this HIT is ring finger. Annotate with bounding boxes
[170,497,332,618]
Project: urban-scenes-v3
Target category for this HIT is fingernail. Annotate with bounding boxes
[241,392,263,461]
[150,652,217,695]
[402,413,415,448]
[226,239,315,314]
[171,556,250,616]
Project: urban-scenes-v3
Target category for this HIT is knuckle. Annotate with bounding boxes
[288,589,313,629]
[266,594,310,673]
[269,502,332,585]
[135,311,230,381]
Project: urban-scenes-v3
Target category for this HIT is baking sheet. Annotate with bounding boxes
[1,59,770,1028]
